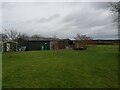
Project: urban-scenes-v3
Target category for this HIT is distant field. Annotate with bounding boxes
[2,45,119,88]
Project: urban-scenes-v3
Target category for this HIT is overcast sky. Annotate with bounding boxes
[2,2,118,39]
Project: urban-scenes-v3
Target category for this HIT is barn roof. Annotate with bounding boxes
[27,38,59,41]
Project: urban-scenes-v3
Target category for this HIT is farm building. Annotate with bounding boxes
[2,37,73,52]
[25,40,71,51]
[3,41,18,52]
[26,40,51,51]
[16,38,73,51]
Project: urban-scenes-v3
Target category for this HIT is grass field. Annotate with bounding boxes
[2,45,119,88]
[0,52,2,89]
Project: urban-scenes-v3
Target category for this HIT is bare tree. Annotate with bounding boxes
[74,34,92,50]
[108,2,120,24]
[2,29,21,41]
[108,2,120,51]
[2,33,8,42]
[108,2,120,14]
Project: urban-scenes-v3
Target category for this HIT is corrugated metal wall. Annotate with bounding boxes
[26,41,50,51]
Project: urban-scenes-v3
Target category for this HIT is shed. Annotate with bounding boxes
[3,41,17,52]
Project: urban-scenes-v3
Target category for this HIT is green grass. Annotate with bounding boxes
[0,52,2,89]
[2,45,119,88]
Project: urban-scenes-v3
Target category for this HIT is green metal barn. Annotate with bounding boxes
[26,40,50,51]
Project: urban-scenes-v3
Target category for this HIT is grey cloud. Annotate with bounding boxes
[61,8,111,30]
[57,6,117,39]
[2,2,17,10]
[2,2,117,39]
[91,32,118,39]
[90,2,109,10]
[26,14,60,23]
[88,23,117,39]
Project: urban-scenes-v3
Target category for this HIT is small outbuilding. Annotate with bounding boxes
[3,41,18,52]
